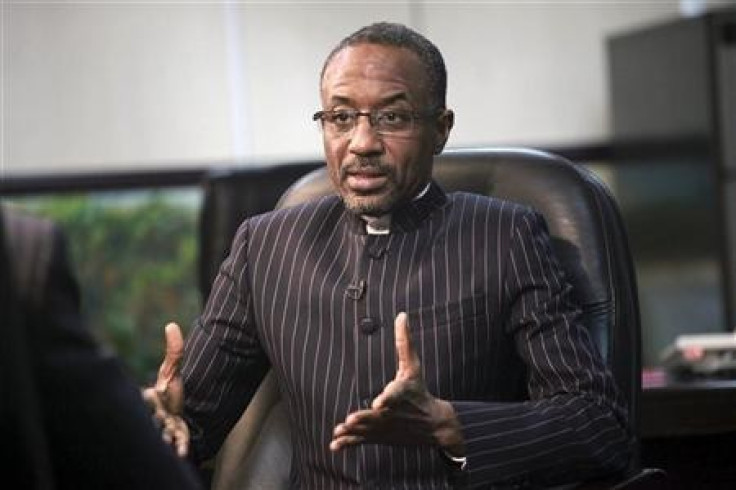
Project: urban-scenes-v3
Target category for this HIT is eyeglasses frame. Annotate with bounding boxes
[312,108,443,137]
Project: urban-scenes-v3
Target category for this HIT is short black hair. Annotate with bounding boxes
[320,22,448,110]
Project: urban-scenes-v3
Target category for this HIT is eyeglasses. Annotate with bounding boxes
[312,108,438,137]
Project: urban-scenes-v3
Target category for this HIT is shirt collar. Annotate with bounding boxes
[362,183,431,235]
[352,181,446,235]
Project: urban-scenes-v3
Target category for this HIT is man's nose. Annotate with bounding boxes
[348,116,384,155]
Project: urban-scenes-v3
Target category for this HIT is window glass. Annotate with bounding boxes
[7,188,202,383]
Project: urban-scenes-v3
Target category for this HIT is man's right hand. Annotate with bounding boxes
[143,322,190,458]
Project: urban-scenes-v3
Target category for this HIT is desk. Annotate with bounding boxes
[641,379,736,489]
[641,379,736,438]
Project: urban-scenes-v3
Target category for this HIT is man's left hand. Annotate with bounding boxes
[329,312,465,456]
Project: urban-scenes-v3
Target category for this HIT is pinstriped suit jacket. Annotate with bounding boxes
[182,182,632,488]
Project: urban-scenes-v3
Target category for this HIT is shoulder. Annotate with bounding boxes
[2,206,63,294]
[442,192,551,246]
[247,195,342,230]
[2,209,76,306]
[446,191,539,223]
[3,206,58,248]
[230,195,345,244]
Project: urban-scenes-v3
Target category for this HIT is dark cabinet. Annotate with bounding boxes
[608,8,736,367]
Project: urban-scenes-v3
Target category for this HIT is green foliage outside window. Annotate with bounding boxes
[10,189,202,384]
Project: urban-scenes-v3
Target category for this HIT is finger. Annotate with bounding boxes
[162,416,177,445]
[394,312,419,378]
[142,387,168,422]
[334,409,376,431]
[175,435,189,458]
[161,415,190,458]
[173,419,190,458]
[156,322,184,392]
[371,379,402,410]
[334,412,380,435]
[329,434,365,452]
[335,422,374,437]
[142,387,162,411]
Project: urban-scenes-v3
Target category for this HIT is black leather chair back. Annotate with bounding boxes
[199,162,322,300]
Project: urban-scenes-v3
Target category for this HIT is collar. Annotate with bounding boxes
[364,215,391,235]
[362,182,431,235]
[345,181,447,235]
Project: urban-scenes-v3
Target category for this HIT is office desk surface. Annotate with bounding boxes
[642,379,736,438]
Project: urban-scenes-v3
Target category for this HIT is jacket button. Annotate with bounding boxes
[368,245,386,259]
[359,317,379,335]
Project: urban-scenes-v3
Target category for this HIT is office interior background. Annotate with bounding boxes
[8,0,727,170]
[6,0,734,365]
[3,0,736,485]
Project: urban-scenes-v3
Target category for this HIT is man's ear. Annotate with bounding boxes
[433,110,454,155]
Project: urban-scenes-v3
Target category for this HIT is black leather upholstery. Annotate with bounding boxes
[206,148,663,489]
[198,162,321,300]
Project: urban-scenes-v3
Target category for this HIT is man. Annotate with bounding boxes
[149,22,632,488]
[0,206,202,489]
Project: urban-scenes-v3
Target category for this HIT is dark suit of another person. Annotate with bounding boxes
[0,206,202,490]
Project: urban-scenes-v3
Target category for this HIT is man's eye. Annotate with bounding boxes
[331,111,354,124]
[382,111,399,122]
[378,111,411,126]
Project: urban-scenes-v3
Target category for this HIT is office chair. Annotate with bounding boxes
[207,148,667,489]
[198,162,322,300]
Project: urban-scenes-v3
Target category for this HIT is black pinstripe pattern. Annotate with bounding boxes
[182,182,631,488]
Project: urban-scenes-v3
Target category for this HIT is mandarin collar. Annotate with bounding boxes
[343,180,447,235]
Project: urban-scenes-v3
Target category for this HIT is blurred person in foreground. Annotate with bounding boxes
[0,205,202,490]
[146,22,633,488]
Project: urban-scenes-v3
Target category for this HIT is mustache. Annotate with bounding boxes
[340,158,391,179]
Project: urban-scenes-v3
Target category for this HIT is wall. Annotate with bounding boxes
[2,0,734,174]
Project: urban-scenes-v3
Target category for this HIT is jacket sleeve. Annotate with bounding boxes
[450,209,633,488]
[182,220,270,463]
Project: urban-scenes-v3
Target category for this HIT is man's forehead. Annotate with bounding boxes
[321,44,426,97]
[324,44,421,77]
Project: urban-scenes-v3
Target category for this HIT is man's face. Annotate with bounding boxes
[319,43,453,217]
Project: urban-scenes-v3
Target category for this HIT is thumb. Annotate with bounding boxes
[156,322,184,392]
[394,312,418,379]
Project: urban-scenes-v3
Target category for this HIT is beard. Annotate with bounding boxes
[337,158,402,217]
